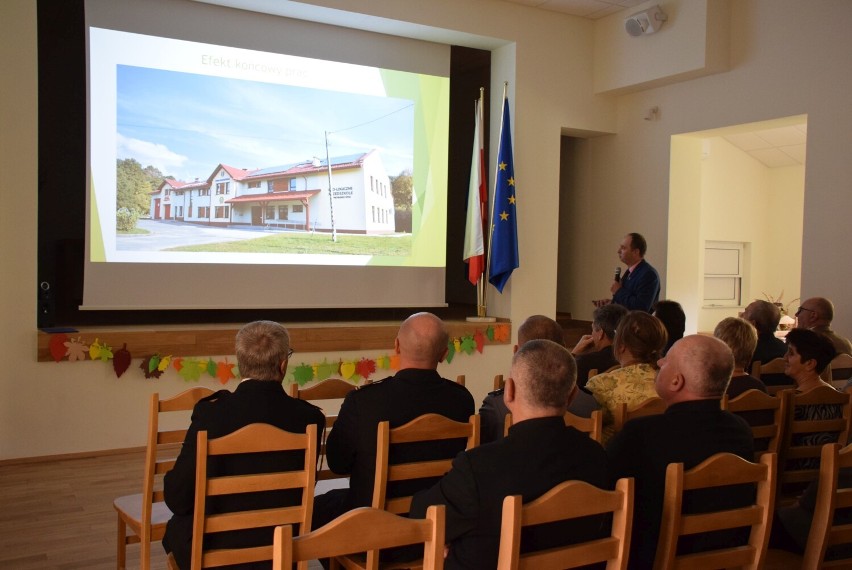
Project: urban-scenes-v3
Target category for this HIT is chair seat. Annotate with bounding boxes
[114,493,173,536]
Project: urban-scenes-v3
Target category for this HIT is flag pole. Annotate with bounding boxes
[467,87,495,323]
[485,82,508,285]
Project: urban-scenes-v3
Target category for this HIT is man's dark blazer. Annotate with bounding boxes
[317,368,474,522]
[409,416,609,570]
[162,379,325,570]
[750,332,788,369]
[607,399,754,569]
[612,259,660,312]
[575,345,618,387]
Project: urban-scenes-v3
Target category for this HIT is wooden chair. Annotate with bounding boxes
[653,452,776,570]
[290,378,356,481]
[455,375,466,386]
[613,397,666,432]
[273,505,446,570]
[502,410,603,444]
[802,442,852,567]
[496,477,634,570]
[827,353,852,384]
[751,358,794,394]
[493,374,505,391]
[721,389,783,461]
[334,413,479,570]
[190,423,317,570]
[778,386,852,491]
[114,387,214,570]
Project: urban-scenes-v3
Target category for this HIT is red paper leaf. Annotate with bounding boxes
[49,334,68,362]
[354,358,377,380]
[113,343,132,378]
[474,330,485,353]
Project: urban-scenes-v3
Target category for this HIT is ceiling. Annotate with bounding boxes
[722,125,807,168]
[499,0,648,19]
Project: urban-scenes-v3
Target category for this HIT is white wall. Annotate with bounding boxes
[560,0,852,346]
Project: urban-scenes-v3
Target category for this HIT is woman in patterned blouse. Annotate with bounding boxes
[587,310,668,443]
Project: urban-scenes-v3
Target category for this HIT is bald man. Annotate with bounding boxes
[312,312,474,530]
[607,335,754,569]
[795,297,852,356]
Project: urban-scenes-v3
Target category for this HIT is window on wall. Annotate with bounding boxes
[266,206,275,219]
[198,206,209,218]
[293,204,304,213]
[278,205,288,220]
[704,241,745,307]
[248,181,261,189]
[214,206,229,218]
[216,181,229,194]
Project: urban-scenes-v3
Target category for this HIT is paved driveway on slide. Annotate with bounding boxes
[116,219,285,251]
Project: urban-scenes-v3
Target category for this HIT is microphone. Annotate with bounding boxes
[614,267,621,282]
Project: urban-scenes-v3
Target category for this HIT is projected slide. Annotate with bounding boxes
[89,27,448,268]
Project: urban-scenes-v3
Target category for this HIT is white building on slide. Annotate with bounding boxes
[149,150,396,234]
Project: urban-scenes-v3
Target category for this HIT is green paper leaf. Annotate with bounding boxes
[179,360,202,382]
[460,336,476,355]
[486,326,495,341]
[293,363,314,385]
[446,340,456,364]
[316,360,336,381]
[148,354,161,373]
[206,358,217,377]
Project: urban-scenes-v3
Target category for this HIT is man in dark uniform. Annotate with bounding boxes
[312,312,475,529]
[410,339,609,569]
[162,320,325,569]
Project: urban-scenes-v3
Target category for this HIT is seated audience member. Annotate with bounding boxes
[586,311,668,443]
[741,299,788,368]
[312,312,474,531]
[713,317,767,398]
[795,297,852,356]
[479,315,599,444]
[652,300,685,356]
[571,303,628,387]
[410,339,609,570]
[783,328,840,470]
[162,321,325,570]
[607,335,754,569]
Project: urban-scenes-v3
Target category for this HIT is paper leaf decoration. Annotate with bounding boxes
[178,359,202,382]
[172,357,184,372]
[446,340,456,364]
[157,355,172,372]
[206,358,217,378]
[215,359,235,385]
[49,334,68,362]
[140,355,164,379]
[89,338,102,361]
[494,324,510,343]
[389,354,401,370]
[453,338,462,353]
[64,337,88,362]
[460,336,476,355]
[113,344,132,378]
[89,339,113,362]
[316,360,337,381]
[340,361,356,380]
[485,326,495,341]
[474,330,485,353]
[293,363,314,385]
[232,363,241,379]
[355,358,376,380]
[375,355,390,370]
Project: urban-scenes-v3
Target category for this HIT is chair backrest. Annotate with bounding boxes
[455,375,466,386]
[613,397,667,433]
[272,505,446,570]
[146,388,216,510]
[496,477,634,570]
[372,413,480,515]
[190,423,318,570]
[778,386,852,487]
[721,389,783,461]
[751,358,794,394]
[654,452,776,570]
[801,442,852,567]
[289,378,355,480]
[494,374,505,391]
[563,409,604,444]
[826,353,852,383]
[502,411,603,444]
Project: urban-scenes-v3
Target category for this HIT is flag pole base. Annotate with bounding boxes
[466,315,497,323]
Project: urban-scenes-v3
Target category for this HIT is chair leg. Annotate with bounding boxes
[116,514,127,570]
[167,552,180,570]
[140,532,150,570]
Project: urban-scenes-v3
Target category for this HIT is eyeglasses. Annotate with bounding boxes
[286,348,294,359]
[795,307,817,316]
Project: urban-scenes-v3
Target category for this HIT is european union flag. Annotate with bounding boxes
[488,95,519,293]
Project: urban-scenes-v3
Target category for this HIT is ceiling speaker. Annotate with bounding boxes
[625,5,668,37]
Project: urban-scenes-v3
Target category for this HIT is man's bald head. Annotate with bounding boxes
[656,335,734,402]
[517,315,565,346]
[396,312,449,369]
[742,300,781,335]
